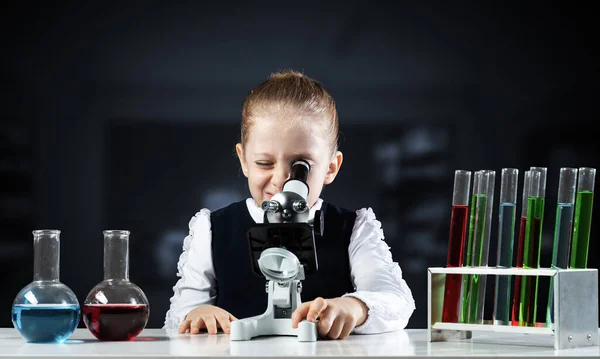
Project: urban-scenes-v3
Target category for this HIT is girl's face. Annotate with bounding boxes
[236,111,343,209]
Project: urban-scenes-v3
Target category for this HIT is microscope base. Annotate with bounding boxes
[230,315,317,341]
[230,272,317,341]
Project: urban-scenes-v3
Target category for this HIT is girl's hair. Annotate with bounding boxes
[240,70,339,153]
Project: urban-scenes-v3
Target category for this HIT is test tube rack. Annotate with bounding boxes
[427,266,599,350]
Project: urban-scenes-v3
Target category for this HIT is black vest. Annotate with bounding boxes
[211,200,356,319]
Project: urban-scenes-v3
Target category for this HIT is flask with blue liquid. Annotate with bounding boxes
[12,230,80,343]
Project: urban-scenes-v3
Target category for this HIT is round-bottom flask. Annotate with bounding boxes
[12,230,80,343]
[83,230,149,341]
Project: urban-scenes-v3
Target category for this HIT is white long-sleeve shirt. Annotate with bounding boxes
[163,198,415,334]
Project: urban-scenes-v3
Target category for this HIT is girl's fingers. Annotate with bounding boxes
[204,315,218,335]
[190,317,205,334]
[178,319,191,334]
[215,314,232,334]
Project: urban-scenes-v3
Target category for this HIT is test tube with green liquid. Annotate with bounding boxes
[546,167,577,327]
[474,170,495,323]
[465,170,494,324]
[494,168,518,325]
[460,170,482,323]
[570,167,596,269]
[519,168,545,326]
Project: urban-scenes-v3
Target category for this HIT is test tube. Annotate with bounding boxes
[530,166,548,326]
[511,170,531,326]
[530,166,548,199]
[551,168,578,269]
[519,169,544,326]
[476,170,495,323]
[570,167,596,269]
[493,168,518,325]
[466,170,494,324]
[460,170,481,323]
[442,170,471,323]
[480,170,497,266]
[546,167,577,327]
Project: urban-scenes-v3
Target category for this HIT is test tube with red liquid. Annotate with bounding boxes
[442,169,471,323]
[519,168,545,326]
[511,170,532,326]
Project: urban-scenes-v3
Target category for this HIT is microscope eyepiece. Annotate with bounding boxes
[263,159,311,224]
[289,160,310,183]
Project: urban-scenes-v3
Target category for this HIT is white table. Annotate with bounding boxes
[0,328,599,358]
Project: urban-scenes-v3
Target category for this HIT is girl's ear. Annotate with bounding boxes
[324,151,343,185]
[236,143,249,177]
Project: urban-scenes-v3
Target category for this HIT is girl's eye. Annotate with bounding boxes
[255,162,272,167]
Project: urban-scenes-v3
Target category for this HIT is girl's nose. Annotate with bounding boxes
[271,165,291,190]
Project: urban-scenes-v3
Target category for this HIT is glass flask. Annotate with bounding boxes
[12,229,80,343]
[82,230,150,341]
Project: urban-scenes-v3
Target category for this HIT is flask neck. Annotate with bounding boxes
[33,230,61,282]
[103,230,130,281]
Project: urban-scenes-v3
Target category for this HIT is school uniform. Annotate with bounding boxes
[164,198,415,334]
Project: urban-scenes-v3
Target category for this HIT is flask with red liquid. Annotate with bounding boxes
[83,230,150,341]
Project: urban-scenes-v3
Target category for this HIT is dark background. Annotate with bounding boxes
[1,1,598,329]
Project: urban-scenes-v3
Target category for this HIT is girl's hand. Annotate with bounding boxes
[291,297,368,339]
[179,305,238,335]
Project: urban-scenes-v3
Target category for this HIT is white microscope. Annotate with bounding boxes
[230,159,321,342]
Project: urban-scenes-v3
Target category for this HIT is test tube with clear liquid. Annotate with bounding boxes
[493,168,518,325]
[442,170,471,323]
[546,167,577,327]
[11,230,80,343]
[83,230,150,341]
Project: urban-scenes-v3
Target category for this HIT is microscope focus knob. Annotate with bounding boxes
[292,200,308,213]
[262,200,280,212]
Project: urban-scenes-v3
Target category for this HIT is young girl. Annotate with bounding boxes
[163,70,415,340]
